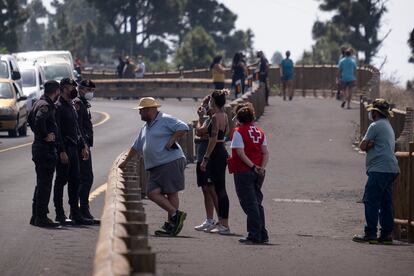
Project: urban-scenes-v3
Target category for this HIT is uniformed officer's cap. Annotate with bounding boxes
[79,79,96,89]
[60,78,77,89]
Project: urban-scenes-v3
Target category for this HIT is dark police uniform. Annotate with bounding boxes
[54,91,91,224]
[30,95,58,226]
[73,83,95,219]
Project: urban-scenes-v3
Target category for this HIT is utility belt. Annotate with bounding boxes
[64,136,80,148]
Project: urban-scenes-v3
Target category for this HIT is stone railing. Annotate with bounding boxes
[93,152,155,275]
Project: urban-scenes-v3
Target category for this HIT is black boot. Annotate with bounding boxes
[80,206,100,225]
[70,207,94,225]
[34,216,61,228]
[55,208,73,225]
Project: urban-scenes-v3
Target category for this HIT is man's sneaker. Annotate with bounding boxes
[352,234,378,244]
[55,214,73,225]
[161,221,170,231]
[378,235,393,245]
[210,224,231,235]
[170,210,186,236]
[194,219,215,231]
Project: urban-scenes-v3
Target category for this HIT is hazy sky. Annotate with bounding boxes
[222,0,414,86]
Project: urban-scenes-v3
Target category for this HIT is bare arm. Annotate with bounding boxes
[118,147,139,169]
[360,140,375,152]
[166,130,187,150]
[203,116,219,159]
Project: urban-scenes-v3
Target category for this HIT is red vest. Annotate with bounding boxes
[228,123,265,173]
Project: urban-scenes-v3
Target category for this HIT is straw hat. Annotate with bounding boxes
[134,97,161,110]
[366,98,393,117]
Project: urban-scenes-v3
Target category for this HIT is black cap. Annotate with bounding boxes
[79,79,96,88]
[60,78,77,88]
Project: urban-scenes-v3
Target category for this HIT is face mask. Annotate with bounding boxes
[368,111,373,121]
[70,88,78,99]
[84,92,94,100]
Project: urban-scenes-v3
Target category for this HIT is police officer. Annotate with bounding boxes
[54,78,93,225]
[29,81,61,228]
[74,79,99,224]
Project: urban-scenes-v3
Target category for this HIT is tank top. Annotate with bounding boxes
[212,65,225,82]
[208,121,227,141]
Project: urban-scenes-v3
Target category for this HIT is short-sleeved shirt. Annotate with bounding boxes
[132,112,189,170]
[338,57,357,82]
[230,131,268,148]
[280,58,294,80]
[363,119,399,174]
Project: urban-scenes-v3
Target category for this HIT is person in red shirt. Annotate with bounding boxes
[228,103,269,244]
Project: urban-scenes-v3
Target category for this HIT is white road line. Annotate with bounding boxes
[89,183,107,202]
[273,198,323,204]
[0,110,111,154]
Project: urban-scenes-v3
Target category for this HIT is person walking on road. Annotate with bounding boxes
[74,79,99,224]
[353,99,399,244]
[200,90,231,235]
[29,80,61,228]
[54,78,93,225]
[338,48,357,109]
[228,103,269,244]
[194,96,219,231]
[280,51,294,101]
[257,51,270,105]
[211,55,225,90]
[119,97,188,236]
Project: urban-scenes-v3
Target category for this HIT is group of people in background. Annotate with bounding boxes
[30,78,99,228]
[210,50,295,105]
[117,55,146,79]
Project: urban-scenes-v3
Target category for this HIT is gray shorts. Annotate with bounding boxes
[147,157,186,194]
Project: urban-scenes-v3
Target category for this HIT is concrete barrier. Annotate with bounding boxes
[93,152,156,275]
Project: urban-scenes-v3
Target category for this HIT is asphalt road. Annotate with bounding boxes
[145,96,414,276]
[0,98,198,276]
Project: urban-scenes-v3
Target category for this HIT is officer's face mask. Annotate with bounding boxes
[70,88,78,99]
[84,91,94,100]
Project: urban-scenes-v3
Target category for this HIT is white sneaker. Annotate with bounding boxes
[209,224,231,235]
[194,219,215,231]
[204,222,220,233]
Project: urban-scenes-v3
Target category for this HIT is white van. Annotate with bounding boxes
[14,51,75,71]
[18,61,46,110]
[0,55,23,89]
[38,58,76,82]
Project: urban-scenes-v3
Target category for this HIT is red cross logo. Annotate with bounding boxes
[248,126,262,143]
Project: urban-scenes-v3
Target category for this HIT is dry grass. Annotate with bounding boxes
[380,81,414,110]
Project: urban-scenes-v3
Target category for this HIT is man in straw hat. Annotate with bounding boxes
[119,97,189,236]
[353,99,399,244]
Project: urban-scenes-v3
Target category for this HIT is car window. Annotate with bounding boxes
[0,61,9,78]
[21,69,37,87]
[43,64,71,81]
[0,83,14,99]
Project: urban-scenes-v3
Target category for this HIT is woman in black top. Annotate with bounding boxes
[231,52,248,98]
[200,90,230,235]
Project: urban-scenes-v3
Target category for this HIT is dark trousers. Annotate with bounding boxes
[363,172,398,237]
[208,144,229,219]
[260,75,269,104]
[53,146,81,214]
[79,149,94,207]
[234,170,268,242]
[32,144,57,218]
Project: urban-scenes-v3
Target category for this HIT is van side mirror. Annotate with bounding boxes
[12,71,21,80]
[18,95,27,101]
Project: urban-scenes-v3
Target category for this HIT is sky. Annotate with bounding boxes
[221,0,414,86]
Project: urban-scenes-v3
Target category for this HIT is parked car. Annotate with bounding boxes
[13,50,80,81]
[39,59,75,82]
[17,61,46,111]
[0,78,28,137]
[0,55,23,89]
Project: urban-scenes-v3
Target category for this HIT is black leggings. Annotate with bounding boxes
[207,143,229,219]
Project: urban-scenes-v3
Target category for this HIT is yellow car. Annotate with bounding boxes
[0,78,28,137]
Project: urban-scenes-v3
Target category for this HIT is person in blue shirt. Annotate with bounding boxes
[338,49,357,109]
[119,97,189,236]
[280,51,294,101]
[353,99,399,244]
